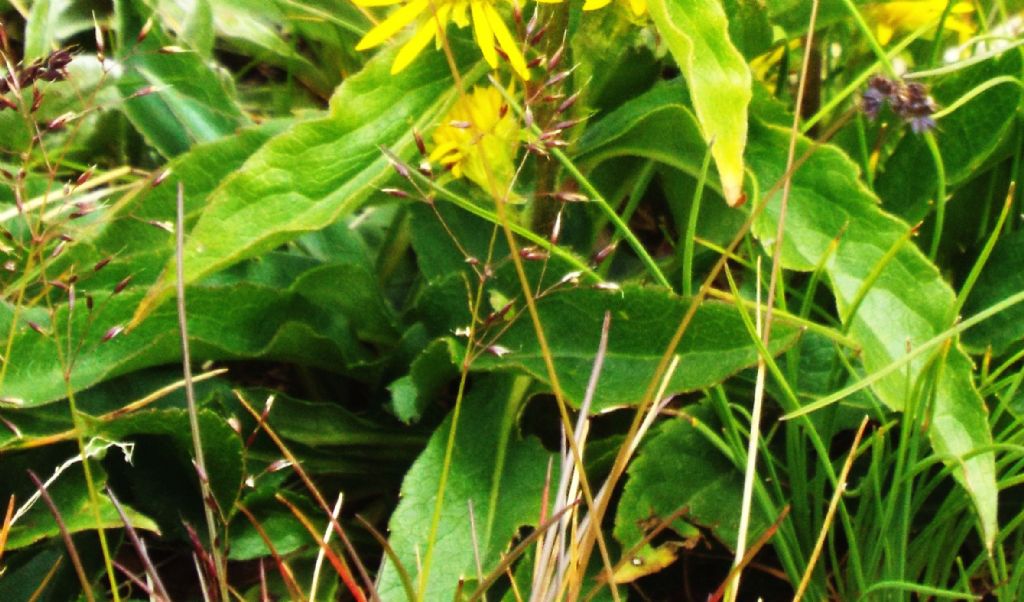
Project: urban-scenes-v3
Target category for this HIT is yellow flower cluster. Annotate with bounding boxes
[354,0,647,81]
[582,0,646,17]
[355,0,530,79]
[428,85,520,193]
[865,1,976,45]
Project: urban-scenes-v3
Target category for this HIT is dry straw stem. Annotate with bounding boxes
[26,470,94,602]
[426,28,620,601]
[0,494,13,561]
[731,2,820,599]
[274,492,365,602]
[233,390,374,601]
[309,492,346,601]
[793,415,870,602]
[106,485,171,601]
[175,182,229,602]
[3,369,228,451]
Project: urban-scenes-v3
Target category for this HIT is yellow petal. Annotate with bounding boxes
[876,23,894,45]
[354,0,404,7]
[452,2,470,27]
[392,13,440,73]
[356,0,429,50]
[629,0,646,15]
[484,4,530,81]
[582,0,612,10]
[471,1,498,68]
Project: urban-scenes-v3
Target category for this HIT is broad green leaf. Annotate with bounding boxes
[764,0,855,34]
[448,285,800,411]
[876,51,1022,222]
[55,120,290,290]
[131,40,481,325]
[575,80,998,546]
[0,262,373,407]
[180,0,216,58]
[571,6,658,115]
[614,403,767,579]
[258,390,422,448]
[115,0,248,157]
[0,367,230,451]
[723,0,774,60]
[149,0,334,94]
[379,375,549,601]
[647,0,751,205]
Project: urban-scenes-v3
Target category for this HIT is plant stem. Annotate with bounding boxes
[175,183,228,601]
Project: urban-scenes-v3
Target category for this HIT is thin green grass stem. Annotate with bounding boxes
[841,222,917,334]
[925,132,948,261]
[785,286,1024,419]
[953,182,1014,320]
[682,144,713,297]
[927,0,959,67]
[599,159,657,280]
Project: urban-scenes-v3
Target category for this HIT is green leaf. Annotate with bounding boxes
[56,120,290,290]
[24,0,66,60]
[723,0,774,60]
[876,51,1023,222]
[647,0,751,205]
[259,390,421,448]
[115,0,248,157]
[98,409,244,526]
[614,403,766,579]
[229,486,313,561]
[575,80,998,546]
[378,375,550,601]
[962,229,1024,355]
[131,40,481,325]
[420,284,799,412]
[3,443,159,551]
[387,337,459,424]
[0,261,373,407]
[180,0,215,57]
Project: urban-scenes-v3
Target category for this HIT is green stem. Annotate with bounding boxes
[927,0,958,67]
[925,132,947,261]
[682,144,714,297]
[837,0,897,76]
[490,78,671,288]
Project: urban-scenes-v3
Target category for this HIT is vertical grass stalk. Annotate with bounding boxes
[175,183,228,600]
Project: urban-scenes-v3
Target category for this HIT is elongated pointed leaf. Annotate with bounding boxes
[115,0,248,157]
[647,0,751,205]
[131,41,480,326]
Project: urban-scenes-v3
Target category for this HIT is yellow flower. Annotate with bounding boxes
[581,0,646,17]
[355,0,531,80]
[428,85,520,194]
[865,1,975,45]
